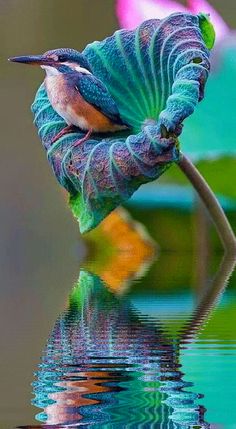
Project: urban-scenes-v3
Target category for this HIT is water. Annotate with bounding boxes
[14,252,236,429]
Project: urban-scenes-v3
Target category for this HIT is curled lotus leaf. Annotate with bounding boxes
[32,12,211,233]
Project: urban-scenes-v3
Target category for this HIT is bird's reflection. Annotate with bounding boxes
[18,210,236,428]
[23,266,218,428]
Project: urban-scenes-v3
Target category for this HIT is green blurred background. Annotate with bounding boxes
[0,1,236,428]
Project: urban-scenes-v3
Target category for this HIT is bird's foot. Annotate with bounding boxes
[51,125,77,144]
[73,129,92,148]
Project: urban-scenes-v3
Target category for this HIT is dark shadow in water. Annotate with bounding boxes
[18,254,235,428]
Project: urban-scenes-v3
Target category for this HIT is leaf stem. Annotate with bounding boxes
[177,153,236,254]
[180,253,236,343]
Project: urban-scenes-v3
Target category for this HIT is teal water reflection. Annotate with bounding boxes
[18,254,236,428]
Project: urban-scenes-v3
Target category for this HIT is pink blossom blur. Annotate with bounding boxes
[116,0,229,42]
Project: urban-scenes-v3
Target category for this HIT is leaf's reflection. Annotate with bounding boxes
[30,271,200,427]
[18,211,236,428]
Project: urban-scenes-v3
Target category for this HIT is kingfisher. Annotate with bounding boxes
[9,48,127,145]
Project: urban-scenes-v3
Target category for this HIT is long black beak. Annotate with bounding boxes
[8,55,54,66]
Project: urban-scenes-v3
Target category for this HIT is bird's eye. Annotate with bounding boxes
[58,55,65,62]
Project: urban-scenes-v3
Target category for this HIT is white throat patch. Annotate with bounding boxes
[41,65,60,76]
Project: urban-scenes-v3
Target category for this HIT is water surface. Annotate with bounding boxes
[16,253,236,428]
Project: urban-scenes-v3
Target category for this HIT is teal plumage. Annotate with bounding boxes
[32,13,213,233]
[73,73,125,125]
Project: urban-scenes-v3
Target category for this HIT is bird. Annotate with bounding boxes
[9,48,128,146]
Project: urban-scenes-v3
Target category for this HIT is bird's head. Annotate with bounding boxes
[9,48,92,75]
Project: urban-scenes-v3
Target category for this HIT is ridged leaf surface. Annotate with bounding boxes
[32,13,211,233]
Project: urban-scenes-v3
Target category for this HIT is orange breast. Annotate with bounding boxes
[72,96,121,132]
[46,75,123,132]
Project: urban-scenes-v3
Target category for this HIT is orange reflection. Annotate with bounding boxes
[45,369,115,425]
[86,207,156,293]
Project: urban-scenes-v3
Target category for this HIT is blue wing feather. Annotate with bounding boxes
[75,73,124,125]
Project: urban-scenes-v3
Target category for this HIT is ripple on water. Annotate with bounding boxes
[17,258,236,428]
